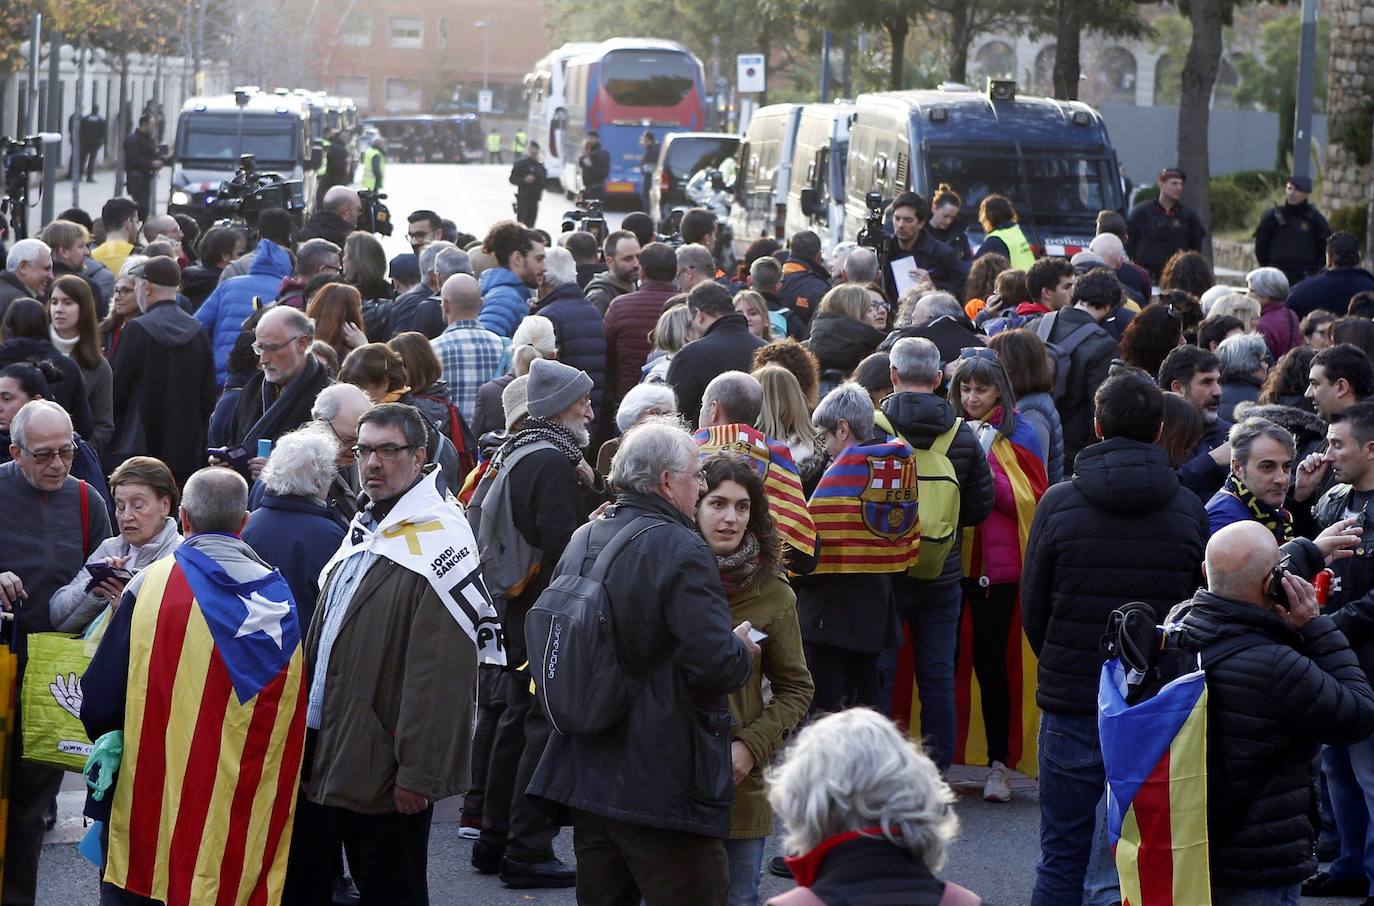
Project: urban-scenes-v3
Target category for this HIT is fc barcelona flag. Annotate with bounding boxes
[1100,658,1213,906]
[694,424,817,556]
[807,441,920,574]
[104,545,307,906]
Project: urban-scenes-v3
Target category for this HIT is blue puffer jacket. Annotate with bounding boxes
[478,266,531,338]
[533,282,608,414]
[195,239,293,385]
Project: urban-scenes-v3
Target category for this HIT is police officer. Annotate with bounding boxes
[1254,175,1332,288]
[487,129,504,164]
[1125,167,1207,281]
[640,130,659,215]
[578,131,610,203]
[361,136,386,192]
[513,128,528,157]
[509,141,547,228]
[316,128,353,204]
[123,113,164,221]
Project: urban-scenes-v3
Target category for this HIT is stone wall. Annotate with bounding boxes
[1323,0,1374,214]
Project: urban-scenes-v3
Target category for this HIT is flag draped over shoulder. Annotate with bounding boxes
[694,424,817,557]
[807,441,920,574]
[105,546,306,906]
[1100,658,1213,906]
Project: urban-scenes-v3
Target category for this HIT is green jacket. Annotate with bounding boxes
[726,571,814,838]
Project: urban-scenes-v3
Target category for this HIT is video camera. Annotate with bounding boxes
[358,189,393,236]
[2,134,54,241]
[562,197,606,242]
[210,154,303,226]
[856,191,887,252]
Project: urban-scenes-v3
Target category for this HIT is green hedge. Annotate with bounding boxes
[1221,169,1286,197]
[1209,179,1255,232]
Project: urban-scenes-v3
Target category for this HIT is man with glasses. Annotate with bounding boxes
[308,383,373,528]
[405,210,444,255]
[109,256,217,486]
[471,358,599,889]
[230,306,333,480]
[0,400,110,905]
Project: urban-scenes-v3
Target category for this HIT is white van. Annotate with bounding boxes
[784,103,855,256]
[728,103,802,258]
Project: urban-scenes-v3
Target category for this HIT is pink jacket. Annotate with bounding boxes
[1258,300,1301,361]
[972,445,1024,585]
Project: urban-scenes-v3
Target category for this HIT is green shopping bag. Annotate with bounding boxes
[21,632,96,772]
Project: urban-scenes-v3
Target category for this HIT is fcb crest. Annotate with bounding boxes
[861,455,918,539]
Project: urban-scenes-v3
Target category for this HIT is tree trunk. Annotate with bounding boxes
[1052,0,1081,100]
[1178,0,1223,261]
[1276,83,1295,172]
[842,32,854,97]
[73,37,88,209]
[886,18,909,90]
[115,55,129,197]
[947,4,971,84]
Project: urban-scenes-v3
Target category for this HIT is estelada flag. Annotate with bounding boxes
[1099,657,1213,906]
[104,545,307,906]
[807,441,920,574]
[694,424,817,557]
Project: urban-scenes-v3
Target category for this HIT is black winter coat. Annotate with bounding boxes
[1254,201,1331,286]
[806,312,885,378]
[1287,267,1374,320]
[298,211,352,250]
[1314,483,1374,681]
[0,272,36,332]
[1125,199,1207,279]
[1037,307,1117,470]
[880,392,994,588]
[0,337,94,440]
[526,492,754,837]
[666,313,766,426]
[777,258,831,328]
[1022,437,1207,715]
[883,232,966,299]
[1173,589,1374,888]
[801,836,983,906]
[533,282,608,415]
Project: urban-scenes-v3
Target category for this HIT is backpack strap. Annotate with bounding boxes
[1056,321,1103,358]
[586,514,669,582]
[1034,311,1057,341]
[929,417,963,456]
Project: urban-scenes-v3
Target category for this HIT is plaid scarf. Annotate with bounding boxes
[490,416,582,473]
[1223,472,1295,542]
[715,531,763,598]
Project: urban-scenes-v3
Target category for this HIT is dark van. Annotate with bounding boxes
[649,131,739,220]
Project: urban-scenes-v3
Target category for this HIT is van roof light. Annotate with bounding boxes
[987,79,1016,102]
[927,107,947,123]
[1071,109,1092,125]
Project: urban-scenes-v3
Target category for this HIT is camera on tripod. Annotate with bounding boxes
[1,134,52,242]
[210,154,302,226]
[562,197,606,241]
[358,189,393,237]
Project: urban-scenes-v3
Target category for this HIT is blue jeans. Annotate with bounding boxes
[1212,883,1300,905]
[1031,711,1105,906]
[902,580,961,772]
[1083,792,1121,906]
[722,837,765,906]
[1324,738,1374,881]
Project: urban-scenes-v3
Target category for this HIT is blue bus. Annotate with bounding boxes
[559,39,707,201]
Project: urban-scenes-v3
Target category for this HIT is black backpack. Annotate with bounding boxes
[1101,601,1263,705]
[525,512,668,736]
[1035,311,1106,403]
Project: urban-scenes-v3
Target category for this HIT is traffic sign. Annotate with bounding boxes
[737,54,765,94]
[478,90,493,113]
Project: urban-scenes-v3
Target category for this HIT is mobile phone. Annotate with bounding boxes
[207,445,253,478]
[747,628,768,644]
[85,563,133,593]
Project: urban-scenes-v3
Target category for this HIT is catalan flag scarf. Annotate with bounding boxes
[807,441,921,574]
[694,424,817,557]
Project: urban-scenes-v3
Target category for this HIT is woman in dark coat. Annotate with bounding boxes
[0,297,94,439]
[805,286,887,398]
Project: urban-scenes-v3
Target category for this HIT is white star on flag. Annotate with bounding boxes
[235,590,291,649]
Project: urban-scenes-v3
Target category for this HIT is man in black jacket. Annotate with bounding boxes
[509,142,547,228]
[882,192,966,300]
[1035,268,1119,470]
[1254,175,1331,287]
[777,230,831,330]
[299,187,360,250]
[667,281,767,426]
[1125,167,1206,280]
[1023,369,1208,906]
[1173,521,1374,904]
[879,337,993,774]
[1160,345,1231,501]
[526,420,756,904]
[123,114,163,221]
[578,132,611,202]
[1288,232,1374,320]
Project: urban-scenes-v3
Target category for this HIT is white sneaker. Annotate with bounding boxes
[983,762,1012,803]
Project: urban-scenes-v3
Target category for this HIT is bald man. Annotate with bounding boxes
[431,273,505,422]
[141,214,182,247]
[301,186,361,249]
[1171,519,1374,903]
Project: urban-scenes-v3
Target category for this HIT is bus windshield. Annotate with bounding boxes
[927,148,1118,218]
[601,50,696,108]
[178,114,299,168]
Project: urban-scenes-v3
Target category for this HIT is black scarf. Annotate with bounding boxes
[490,416,581,472]
[234,354,332,450]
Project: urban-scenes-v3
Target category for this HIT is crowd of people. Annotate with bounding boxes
[0,157,1370,906]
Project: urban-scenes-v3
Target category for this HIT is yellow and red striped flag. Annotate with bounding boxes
[694,424,817,556]
[104,545,307,906]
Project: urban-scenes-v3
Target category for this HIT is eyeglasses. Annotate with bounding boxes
[407,231,433,242]
[22,445,76,464]
[323,419,357,450]
[112,286,135,296]
[672,468,707,485]
[252,335,306,355]
[352,443,416,461]
[959,346,1000,362]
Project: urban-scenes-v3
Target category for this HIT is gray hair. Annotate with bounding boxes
[117,255,149,281]
[1229,416,1296,468]
[844,246,879,284]
[911,291,962,328]
[812,382,874,442]
[890,336,941,387]
[1216,332,1269,380]
[296,238,341,277]
[766,708,958,868]
[418,240,456,277]
[433,246,473,282]
[749,256,783,291]
[260,304,315,339]
[616,383,677,434]
[1247,266,1290,302]
[10,399,71,449]
[261,425,338,499]
[609,417,697,495]
[676,243,714,275]
[181,468,249,534]
[311,382,372,422]
[6,238,49,272]
[543,246,578,288]
[701,371,763,428]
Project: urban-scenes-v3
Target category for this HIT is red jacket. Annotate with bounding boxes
[603,279,679,402]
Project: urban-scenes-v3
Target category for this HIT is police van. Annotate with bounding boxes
[168,89,319,228]
[785,102,856,255]
[842,82,1124,258]
[728,103,802,257]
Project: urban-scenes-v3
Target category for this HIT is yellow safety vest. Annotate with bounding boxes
[361,146,384,190]
[513,131,528,154]
[486,133,502,153]
[316,139,330,177]
[984,223,1034,270]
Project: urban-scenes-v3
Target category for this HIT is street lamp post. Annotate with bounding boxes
[473,20,490,94]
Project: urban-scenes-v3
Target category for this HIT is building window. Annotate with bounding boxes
[386,78,423,112]
[972,41,1015,86]
[335,77,370,108]
[388,17,424,49]
[339,14,372,47]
